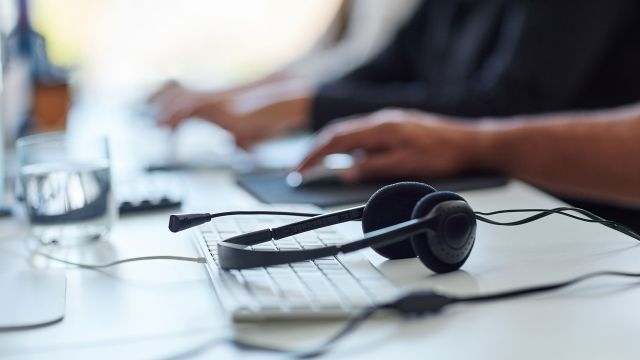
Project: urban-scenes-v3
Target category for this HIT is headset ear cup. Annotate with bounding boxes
[362,182,436,259]
[410,191,476,273]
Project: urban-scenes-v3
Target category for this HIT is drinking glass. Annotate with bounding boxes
[16,132,116,245]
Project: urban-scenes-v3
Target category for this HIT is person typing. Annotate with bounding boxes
[150,0,640,149]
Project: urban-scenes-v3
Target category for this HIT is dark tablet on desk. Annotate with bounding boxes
[236,171,507,207]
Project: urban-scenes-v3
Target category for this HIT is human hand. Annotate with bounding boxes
[148,81,219,129]
[297,109,486,182]
[149,81,311,148]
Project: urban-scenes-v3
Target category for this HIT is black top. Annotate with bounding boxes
[311,0,640,129]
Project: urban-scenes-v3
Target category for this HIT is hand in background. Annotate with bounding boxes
[297,109,485,182]
[149,80,312,148]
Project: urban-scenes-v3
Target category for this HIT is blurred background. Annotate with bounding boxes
[2,0,341,132]
[30,0,342,98]
[0,0,417,178]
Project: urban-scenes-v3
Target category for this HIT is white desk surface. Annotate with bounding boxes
[2,171,640,360]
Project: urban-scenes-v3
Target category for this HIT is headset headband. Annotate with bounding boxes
[216,203,466,269]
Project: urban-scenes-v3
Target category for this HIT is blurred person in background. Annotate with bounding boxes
[150,0,640,148]
[149,0,420,146]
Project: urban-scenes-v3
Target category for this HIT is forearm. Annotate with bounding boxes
[199,71,298,101]
[236,80,313,129]
[309,73,590,132]
[476,105,640,207]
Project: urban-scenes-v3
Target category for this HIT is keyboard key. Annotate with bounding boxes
[213,219,238,233]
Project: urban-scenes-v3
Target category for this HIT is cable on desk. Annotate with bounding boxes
[454,270,640,303]
[33,250,206,269]
[163,269,640,359]
[475,207,640,241]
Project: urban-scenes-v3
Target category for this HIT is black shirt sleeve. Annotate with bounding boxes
[310,0,637,130]
[335,1,431,84]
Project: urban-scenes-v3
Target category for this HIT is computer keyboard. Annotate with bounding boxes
[117,174,183,214]
[192,206,399,320]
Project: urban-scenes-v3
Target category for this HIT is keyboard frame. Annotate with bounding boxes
[191,208,398,321]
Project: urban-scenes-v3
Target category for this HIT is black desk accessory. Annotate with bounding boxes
[236,171,507,207]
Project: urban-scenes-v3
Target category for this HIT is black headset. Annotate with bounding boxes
[168,182,640,274]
